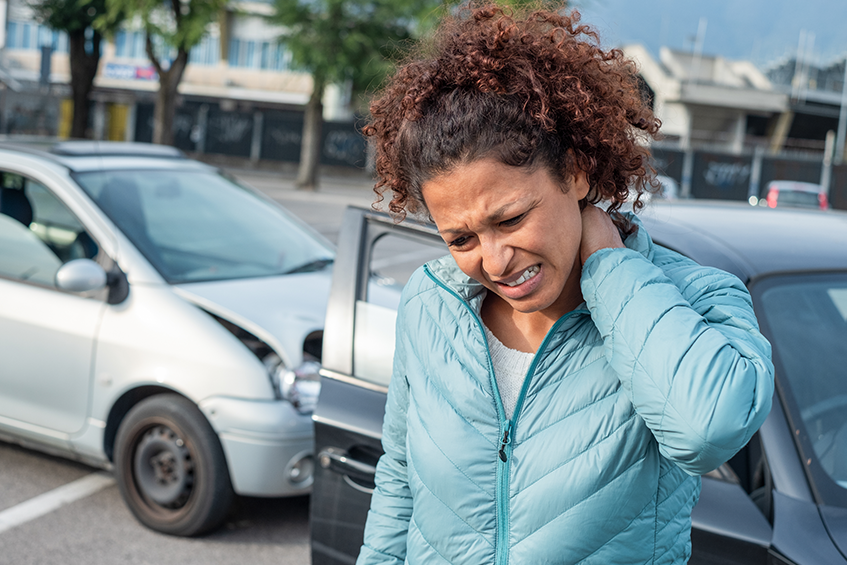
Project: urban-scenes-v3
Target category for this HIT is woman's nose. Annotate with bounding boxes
[481,237,513,278]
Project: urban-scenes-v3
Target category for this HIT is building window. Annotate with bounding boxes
[6,21,69,52]
[228,38,240,67]
[228,38,291,71]
[114,30,127,55]
[22,22,32,49]
[247,41,258,68]
[55,31,68,52]
[189,35,220,66]
[133,32,145,59]
[115,30,147,59]
[260,42,270,69]
[7,21,18,47]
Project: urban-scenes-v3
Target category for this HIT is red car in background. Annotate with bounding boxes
[758,180,829,210]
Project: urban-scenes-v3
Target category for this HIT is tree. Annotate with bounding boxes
[31,0,121,139]
[100,0,226,145]
[269,0,450,190]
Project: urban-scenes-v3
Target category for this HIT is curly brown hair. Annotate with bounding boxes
[363,2,660,222]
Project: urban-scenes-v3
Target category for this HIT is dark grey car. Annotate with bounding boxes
[312,202,847,565]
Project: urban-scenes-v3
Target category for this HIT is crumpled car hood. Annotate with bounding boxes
[172,269,332,367]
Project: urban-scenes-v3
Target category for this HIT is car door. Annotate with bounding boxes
[311,207,445,565]
[0,169,106,446]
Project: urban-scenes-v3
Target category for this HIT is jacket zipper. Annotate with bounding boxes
[424,265,587,565]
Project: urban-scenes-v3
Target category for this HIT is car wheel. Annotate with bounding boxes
[114,394,234,536]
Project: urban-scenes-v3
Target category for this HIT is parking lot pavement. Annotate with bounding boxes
[0,442,310,565]
[228,167,377,207]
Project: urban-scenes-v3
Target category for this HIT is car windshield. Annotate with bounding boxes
[73,169,333,283]
[757,273,847,493]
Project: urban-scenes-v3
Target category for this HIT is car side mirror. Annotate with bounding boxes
[55,258,108,293]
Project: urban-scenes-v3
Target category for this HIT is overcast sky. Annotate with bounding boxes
[572,0,847,69]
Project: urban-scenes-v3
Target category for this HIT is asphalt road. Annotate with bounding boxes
[232,168,380,245]
[0,168,375,565]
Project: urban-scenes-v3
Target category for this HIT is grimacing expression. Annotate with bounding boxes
[421,158,590,318]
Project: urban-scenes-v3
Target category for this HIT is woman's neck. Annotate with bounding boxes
[480,293,568,353]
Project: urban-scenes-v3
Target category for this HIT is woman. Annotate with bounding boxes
[357,4,774,564]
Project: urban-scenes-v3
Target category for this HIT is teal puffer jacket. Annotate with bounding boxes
[358,218,774,565]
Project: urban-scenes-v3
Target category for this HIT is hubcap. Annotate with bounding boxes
[133,425,194,508]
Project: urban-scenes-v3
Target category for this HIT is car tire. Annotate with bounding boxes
[114,394,234,536]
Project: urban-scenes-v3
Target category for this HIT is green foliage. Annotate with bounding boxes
[269,0,577,96]
[99,0,226,52]
[30,0,115,34]
[269,0,452,94]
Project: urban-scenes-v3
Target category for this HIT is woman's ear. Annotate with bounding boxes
[572,169,590,200]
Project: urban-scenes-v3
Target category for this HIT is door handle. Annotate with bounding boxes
[318,447,376,478]
[318,447,377,493]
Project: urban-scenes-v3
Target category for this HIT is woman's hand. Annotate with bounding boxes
[580,205,624,265]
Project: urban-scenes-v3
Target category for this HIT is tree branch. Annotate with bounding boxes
[146,32,165,77]
[171,0,183,27]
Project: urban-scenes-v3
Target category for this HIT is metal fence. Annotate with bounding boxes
[135,101,368,169]
[652,147,847,210]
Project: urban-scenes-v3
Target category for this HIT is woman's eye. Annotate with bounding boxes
[448,236,470,248]
[500,213,526,227]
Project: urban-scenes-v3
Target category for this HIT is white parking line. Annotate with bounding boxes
[0,472,115,534]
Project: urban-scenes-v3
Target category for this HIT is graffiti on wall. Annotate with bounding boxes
[704,161,751,188]
[208,114,252,144]
[323,130,363,166]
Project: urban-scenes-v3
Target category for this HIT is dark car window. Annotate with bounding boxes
[773,190,820,209]
[74,169,333,284]
[0,171,99,288]
[755,273,847,501]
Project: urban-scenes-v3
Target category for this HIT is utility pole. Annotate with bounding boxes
[690,18,707,83]
[835,56,847,165]
[821,130,835,197]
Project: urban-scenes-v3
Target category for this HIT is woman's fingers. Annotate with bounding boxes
[580,205,624,265]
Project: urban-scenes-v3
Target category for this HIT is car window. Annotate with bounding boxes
[73,169,333,284]
[773,190,820,208]
[353,231,445,387]
[756,273,847,495]
[0,172,99,288]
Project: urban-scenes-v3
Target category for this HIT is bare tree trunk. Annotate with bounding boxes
[296,80,325,190]
[153,72,177,145]
[148,36,189,146]
[67,29,101,139]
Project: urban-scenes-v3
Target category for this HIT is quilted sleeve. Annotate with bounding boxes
[357,299,413,564]
[580,246,774,476]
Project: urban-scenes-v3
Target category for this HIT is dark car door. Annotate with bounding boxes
[311,207,445,565]
[644,224,847,565]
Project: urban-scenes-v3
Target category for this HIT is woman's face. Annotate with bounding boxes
[422,158,590,318]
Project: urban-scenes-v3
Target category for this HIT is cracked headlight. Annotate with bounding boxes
[205,311,322,412]
[265,354,321,414]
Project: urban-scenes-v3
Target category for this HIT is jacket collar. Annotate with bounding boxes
[424,211,654,301]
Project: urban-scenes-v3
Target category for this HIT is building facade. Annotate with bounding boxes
[624,44,847,206]
[0,0,365,169]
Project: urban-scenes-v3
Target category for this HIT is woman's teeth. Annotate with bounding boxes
[504,265,539,287]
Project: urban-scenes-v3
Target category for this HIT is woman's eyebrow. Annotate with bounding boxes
[486,202,519,222]
[437,199,531,235]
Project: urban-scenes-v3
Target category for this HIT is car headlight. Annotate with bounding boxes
[204,312,322,412]
[264,354,321,414]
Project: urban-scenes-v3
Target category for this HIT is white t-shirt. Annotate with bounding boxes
[483,323,534,420]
